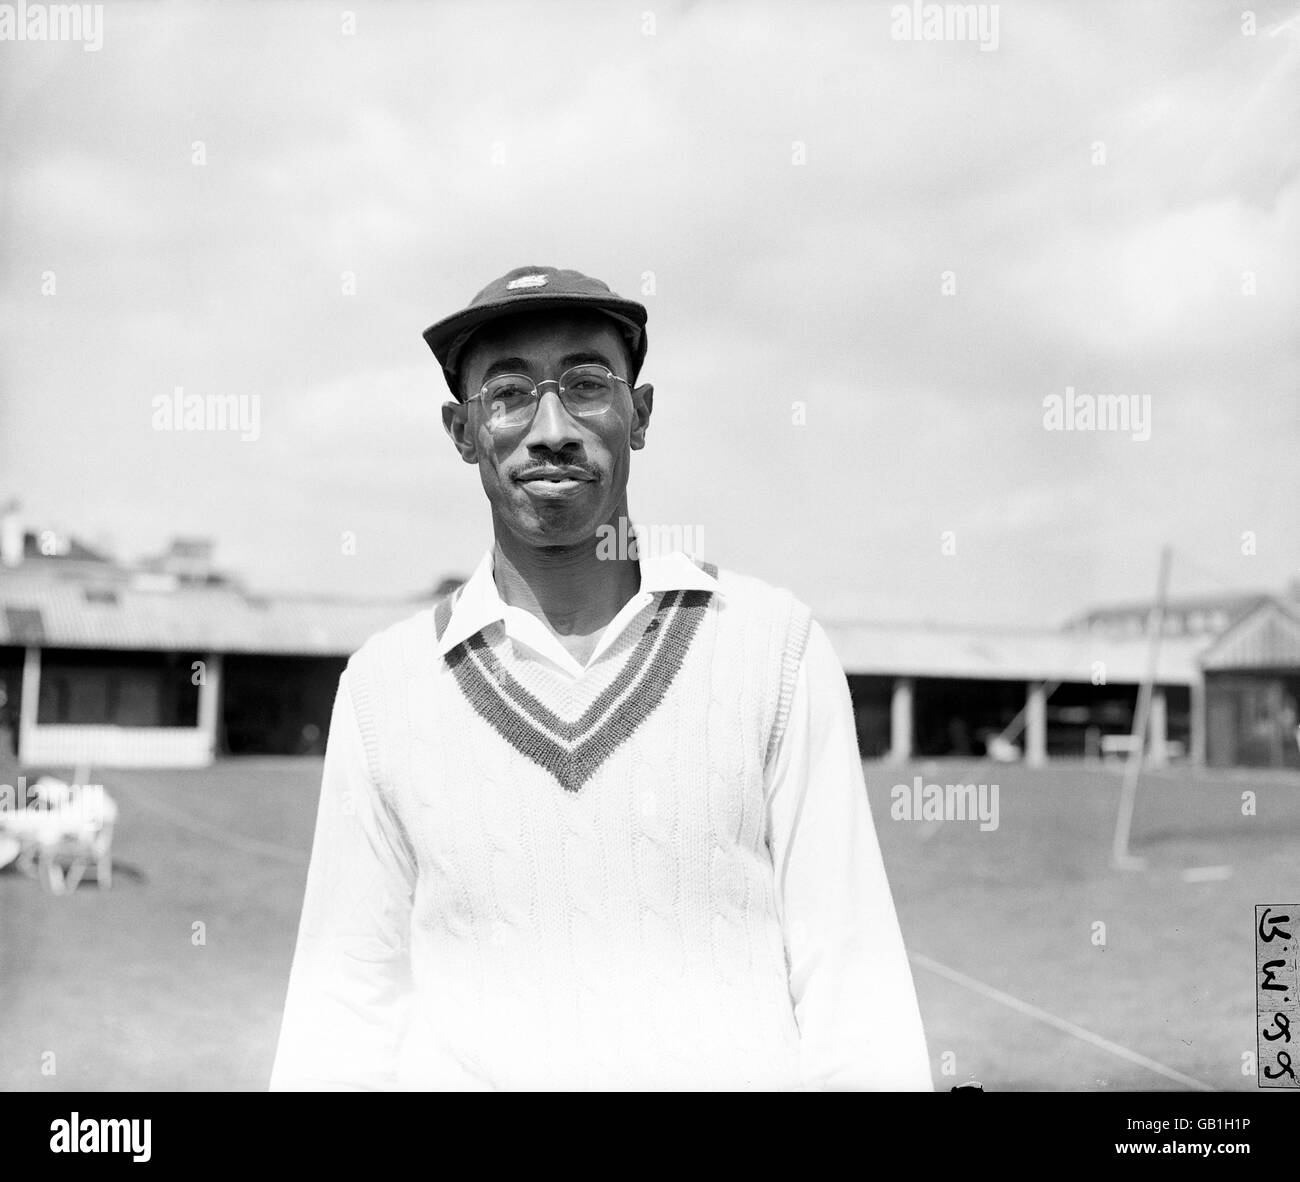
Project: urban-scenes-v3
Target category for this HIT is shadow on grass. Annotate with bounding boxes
[0,858,150,888]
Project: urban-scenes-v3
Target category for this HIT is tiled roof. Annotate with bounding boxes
[1199,599,1300,672]
[0,570,1242,684]
[0,572,424,656]
[819,618,1208,685]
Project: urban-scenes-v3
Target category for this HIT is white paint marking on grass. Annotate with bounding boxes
[910,951,1215,1092]
[115,784,306,865]
[1182,864,1233,883]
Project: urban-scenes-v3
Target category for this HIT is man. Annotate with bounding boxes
[269,265,931,1091]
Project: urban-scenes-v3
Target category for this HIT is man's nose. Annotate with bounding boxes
[523,386,583,451]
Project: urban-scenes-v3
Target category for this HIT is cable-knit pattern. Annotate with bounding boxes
[767,594,812,769]
[347,565,813,1090]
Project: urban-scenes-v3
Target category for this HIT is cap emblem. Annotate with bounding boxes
[506,273,548,290]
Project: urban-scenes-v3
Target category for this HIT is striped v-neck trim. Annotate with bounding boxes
[433,567,716,792]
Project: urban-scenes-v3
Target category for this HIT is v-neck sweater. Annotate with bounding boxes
[276,562,813,1090]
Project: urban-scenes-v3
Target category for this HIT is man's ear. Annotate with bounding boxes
[441,400,480,464]
[629,382,653,450]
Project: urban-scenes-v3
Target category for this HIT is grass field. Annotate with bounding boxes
[2,756,1298,1091]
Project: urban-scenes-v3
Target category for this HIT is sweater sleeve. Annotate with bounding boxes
[764,619,933,1091]
[268,668,417,1090]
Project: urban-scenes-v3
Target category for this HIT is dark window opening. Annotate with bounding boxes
[36,649,202,727]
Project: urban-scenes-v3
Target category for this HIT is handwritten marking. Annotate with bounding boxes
[1256,904,1300,1088]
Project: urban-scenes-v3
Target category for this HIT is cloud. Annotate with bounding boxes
[0,0,1295,618]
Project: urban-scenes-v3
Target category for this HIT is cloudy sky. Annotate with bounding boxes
[1,0,1296,626]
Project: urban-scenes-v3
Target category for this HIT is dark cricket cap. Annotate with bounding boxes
[422,265,649,400]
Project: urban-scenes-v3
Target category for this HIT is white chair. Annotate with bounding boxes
[10,777,117,894]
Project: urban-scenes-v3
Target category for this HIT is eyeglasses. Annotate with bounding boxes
[466,364,630,431]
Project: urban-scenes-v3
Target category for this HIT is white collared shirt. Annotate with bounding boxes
[436,547,721,679]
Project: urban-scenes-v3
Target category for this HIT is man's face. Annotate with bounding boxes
[443,311,653,549]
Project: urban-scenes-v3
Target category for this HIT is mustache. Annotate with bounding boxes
[512,461,601,481]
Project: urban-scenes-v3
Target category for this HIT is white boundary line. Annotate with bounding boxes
[911,951,1216,1092]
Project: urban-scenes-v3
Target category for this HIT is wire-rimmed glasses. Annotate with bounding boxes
[466,364,630,431]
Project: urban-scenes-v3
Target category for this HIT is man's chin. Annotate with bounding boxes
[506,499,603,549]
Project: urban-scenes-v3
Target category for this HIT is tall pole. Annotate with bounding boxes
[1112,546,1172,869]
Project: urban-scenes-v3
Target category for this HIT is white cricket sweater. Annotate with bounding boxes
[270,554,932,1091]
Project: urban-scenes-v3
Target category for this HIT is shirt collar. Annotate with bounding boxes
[434,545,720,658]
